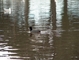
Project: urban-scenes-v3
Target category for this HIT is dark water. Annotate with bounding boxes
[0,0,79,60]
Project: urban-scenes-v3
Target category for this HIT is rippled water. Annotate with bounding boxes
[0,0,79,60]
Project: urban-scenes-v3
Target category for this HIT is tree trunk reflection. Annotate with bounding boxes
[62,0,69,30]
[25,0,29,30]
[50,0,56,30]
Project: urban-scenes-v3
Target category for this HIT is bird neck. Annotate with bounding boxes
[29,27,32,31]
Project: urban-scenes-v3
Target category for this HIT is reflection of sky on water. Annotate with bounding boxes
[68,0,79,20]
[0,44,19,60]
[29,0,50,25]
[56,0,64,28]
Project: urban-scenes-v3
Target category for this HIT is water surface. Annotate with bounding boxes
[0,0,79,60]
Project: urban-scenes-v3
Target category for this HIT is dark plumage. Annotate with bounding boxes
[29,26,32,31]
[29,26,40,33]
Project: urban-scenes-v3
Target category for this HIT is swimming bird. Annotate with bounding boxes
[27,26,51,34]
[4,8,11,14]
[29,26,40,34]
